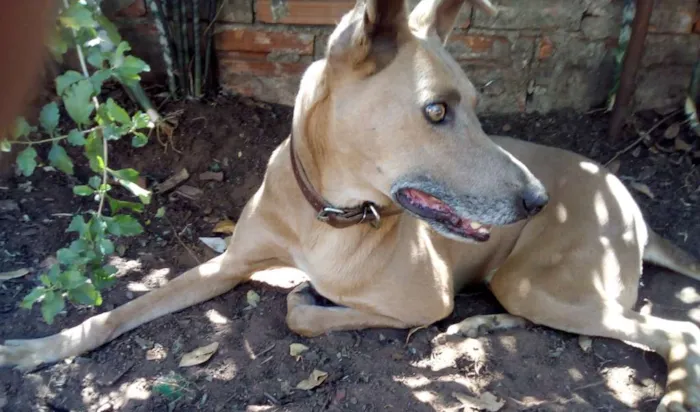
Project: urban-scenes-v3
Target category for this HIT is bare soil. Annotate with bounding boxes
[0,91,699,412]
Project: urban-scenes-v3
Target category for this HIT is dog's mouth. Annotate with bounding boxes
[394,188,492,242]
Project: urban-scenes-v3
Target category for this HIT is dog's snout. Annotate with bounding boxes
[522,186,549,216]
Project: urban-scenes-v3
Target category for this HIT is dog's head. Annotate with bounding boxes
[294,0,548,243]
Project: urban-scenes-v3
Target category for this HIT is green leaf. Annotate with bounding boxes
[20,287,47,309]
[109,168,151,204]
[95,14,122,44]
[17,147,38,177]
[59,3,97,30]
[132,132,148,148]
[90,69,112,93]
[108,197,145,214]
[12,117,33,139]
[67,129,87,146]
[39,102,60,135]
[89,176,102,189]
[115,56,150,83]
[67,215,88,234]
[57,247,79,265]
[47,264,61,283]
[69,239,89,255]
[110,41,131,68]
[155,206,166,218]
[92,266,117,290]
[0,140,11,152]
[58,270,87,290]
[131,112,151,130]
[68,283,102,306]
[89,216,107,238]
[87,49,106,69]
[73,185,94,196]
[48,144,74,175]
[40,274,52,287]
[110,168,139,182]
[56,71,84,96]
[48,29,70,61]
[63,80,95,126]
[85,131,104,173]
[106,98,130,125]
[98,238,115,255]
[106,215,143,236]
[40,291,65,324]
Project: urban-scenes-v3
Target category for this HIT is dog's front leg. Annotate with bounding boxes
[0,207,286,371]
[285,282,411,337]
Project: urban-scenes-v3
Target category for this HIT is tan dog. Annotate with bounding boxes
[2,0,699,410]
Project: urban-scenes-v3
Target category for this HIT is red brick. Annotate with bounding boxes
[537,36,554,60]
[256,0,354,25]
[215,29,314,55]
[446,34,511,66]
[116,0,147,18]
[218,52,311,76]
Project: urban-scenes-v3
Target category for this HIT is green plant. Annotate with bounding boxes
[0,0,158,324]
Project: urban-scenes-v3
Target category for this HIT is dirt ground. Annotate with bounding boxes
[0,90,699,412]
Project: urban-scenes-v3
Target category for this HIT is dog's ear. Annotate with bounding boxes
[408,0,498,44]
[325,0,410,74]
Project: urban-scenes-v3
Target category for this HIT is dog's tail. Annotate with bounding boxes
[643,229,700,282]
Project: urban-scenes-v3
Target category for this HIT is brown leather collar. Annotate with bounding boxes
[289,133,402,229]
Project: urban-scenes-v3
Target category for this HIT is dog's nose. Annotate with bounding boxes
[522,187,549,216]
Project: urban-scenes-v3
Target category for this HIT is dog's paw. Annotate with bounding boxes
[656,341,700,412]
[0,339,48,371]
[444,314,529,338]
[656,388,700,412]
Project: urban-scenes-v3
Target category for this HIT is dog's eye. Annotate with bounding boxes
[424,103,447,124]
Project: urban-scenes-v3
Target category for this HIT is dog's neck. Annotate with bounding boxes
[290,61,398,221]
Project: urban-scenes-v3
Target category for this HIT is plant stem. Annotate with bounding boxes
[62,0,107,217]
[9,126,102,145]
[193,0,201,97]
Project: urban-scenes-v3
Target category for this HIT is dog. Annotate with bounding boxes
[2,0,699,410]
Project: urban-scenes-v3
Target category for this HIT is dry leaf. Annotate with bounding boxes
[663,123,680,139]
[289,343,309,358]
[296,369,328,390]
[179,342,219,367]
[199,237,227,254]
[154,168,190,193]
[452,391,505,412]
[213,219,236,235]
[630,182,655,199]
[674,138,692,152]
[247,290,260,308]
[0,268,30,281]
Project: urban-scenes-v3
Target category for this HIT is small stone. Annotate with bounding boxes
[199,171,224,182]
[125,291,134,300]
[0,200,19,212]
[502,124,512,132]
[176,185,204,199]
[378,333,386,342]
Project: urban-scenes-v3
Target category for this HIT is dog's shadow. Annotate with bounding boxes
[7,264,693,412]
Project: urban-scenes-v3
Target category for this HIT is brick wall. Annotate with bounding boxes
[114,0,700,114]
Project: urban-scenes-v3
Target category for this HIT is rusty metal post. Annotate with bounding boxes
[609,0,654,139]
